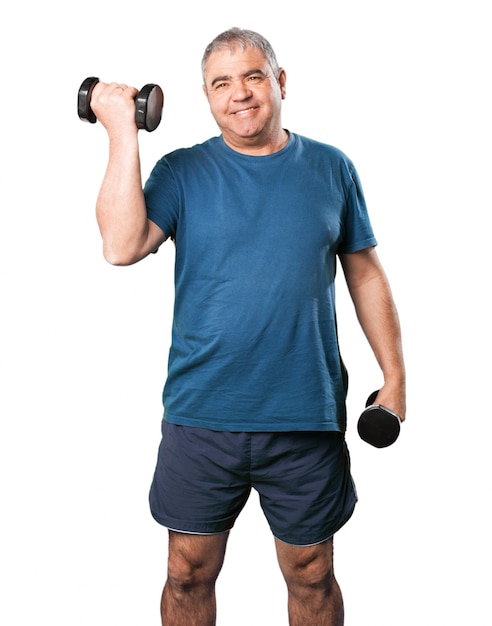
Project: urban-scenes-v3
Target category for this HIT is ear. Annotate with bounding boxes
[202,84,209,99]
[278,68,287,100]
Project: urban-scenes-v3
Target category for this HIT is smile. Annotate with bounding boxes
[232,106,258,115]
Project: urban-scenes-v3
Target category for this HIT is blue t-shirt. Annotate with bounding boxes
[144,133,377,432]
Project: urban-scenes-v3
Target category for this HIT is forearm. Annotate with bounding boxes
[352,275,406,419]
[341,248,406,419]
[96,132,150,265]
[352,273,406,389]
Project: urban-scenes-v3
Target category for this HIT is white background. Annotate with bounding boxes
[1,0,490,624]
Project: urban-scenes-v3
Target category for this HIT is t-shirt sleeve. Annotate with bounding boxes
[143,157,180,239]
[337,158,378,254]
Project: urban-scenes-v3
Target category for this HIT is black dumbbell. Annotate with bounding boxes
[77,77,164,132]
[357,390,401,448]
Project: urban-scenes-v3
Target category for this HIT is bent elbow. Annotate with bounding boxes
[102,243,140,266]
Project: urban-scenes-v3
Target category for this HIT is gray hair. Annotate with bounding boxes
[201,27,281,81]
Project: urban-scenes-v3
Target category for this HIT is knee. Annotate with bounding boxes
[167,555,209,594]
[292,554,334,592]
[165,531,228,599]
[281,547,336,599]
[167,550,221,597]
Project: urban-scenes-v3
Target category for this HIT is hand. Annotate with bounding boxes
[90,81,139,136]
[373,385,406,423]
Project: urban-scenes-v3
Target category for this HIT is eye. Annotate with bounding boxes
[214,82,229,92]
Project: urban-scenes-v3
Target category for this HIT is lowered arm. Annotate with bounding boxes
[339,247,406,420]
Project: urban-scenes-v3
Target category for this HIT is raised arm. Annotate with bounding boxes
[90,82,166,265]
[339,247,406,421]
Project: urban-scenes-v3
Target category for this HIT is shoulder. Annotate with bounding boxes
[153,137,231,183]
[291,133,349,160]
[290,133,360,184]
[163,136,222,165]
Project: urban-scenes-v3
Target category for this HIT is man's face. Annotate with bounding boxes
[202,46,287,153]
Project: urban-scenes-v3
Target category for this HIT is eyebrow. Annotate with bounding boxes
[210,68,268,88]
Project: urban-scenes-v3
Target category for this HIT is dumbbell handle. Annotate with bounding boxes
[77,77,164,132]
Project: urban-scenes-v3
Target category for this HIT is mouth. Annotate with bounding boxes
[231,106,259,116]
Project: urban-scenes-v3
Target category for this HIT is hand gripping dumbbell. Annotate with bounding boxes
[77,77,164,132]
[357,390,402,448]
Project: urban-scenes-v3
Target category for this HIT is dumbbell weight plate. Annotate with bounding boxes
[77,76,99,123]
[135,84,164,132]
[357,390,401,448]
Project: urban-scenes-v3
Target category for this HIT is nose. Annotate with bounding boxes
[231,79,252,101]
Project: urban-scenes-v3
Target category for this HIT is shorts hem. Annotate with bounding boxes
[168,527,231,536]
[150,510,234,535]
[270,498,357,547]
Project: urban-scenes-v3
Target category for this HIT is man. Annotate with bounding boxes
[91,27,406,626]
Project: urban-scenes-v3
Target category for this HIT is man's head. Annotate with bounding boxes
[202,28,287,155]
[201,28,281,82]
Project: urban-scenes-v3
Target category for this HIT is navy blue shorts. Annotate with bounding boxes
[149,421,357,546]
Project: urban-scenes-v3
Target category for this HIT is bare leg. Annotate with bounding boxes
[161,530,229,626]
[275,537,344,626]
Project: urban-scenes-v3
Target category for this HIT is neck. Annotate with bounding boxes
[224,128,289,156]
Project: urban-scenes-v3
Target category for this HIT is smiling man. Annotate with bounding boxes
[91,27,406,626]
[202,43,287,153]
